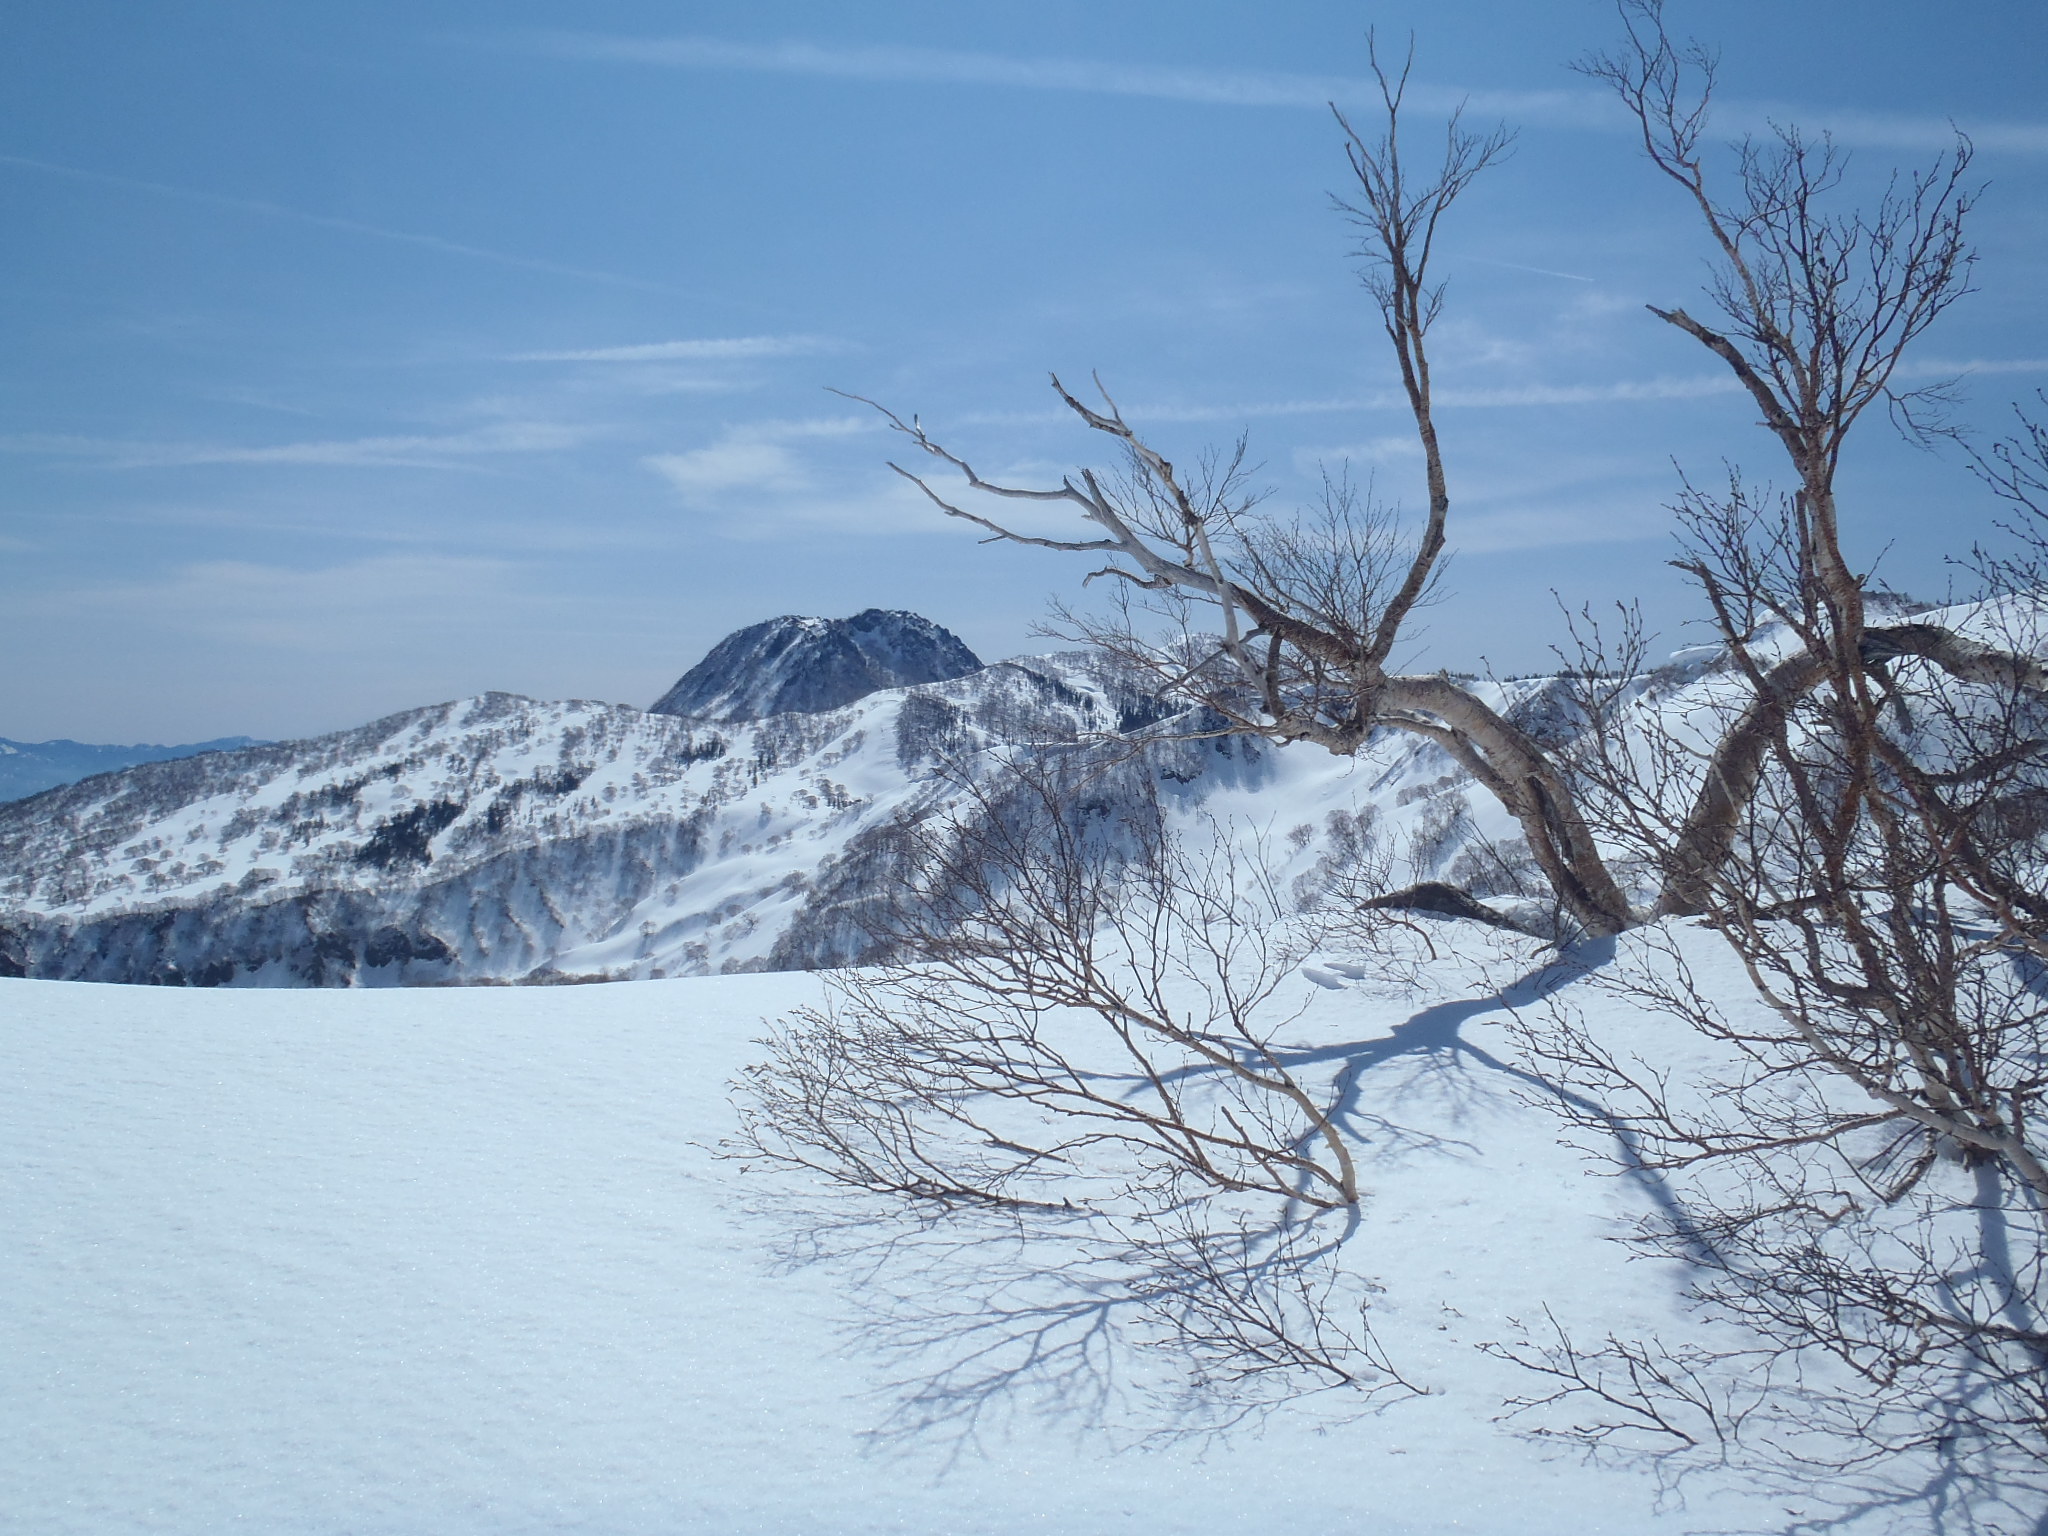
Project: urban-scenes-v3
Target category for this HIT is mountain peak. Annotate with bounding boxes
[649,609,983,723]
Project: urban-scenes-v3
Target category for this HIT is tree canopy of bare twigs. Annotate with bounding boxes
[1509,416,2048,1481]
[726,753,1425,1418]
[845,37,1636,940]
[1468,13,2048,1480]
[730,758,1362,1212]
[841,8,2042,946]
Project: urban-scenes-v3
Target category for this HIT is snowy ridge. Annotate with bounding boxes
[2,655,1283,985]
[0,627,1655,989]
[0,734,266,804]
[18,595,2012,988]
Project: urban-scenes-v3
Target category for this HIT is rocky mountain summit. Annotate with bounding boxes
[650,609,983,722]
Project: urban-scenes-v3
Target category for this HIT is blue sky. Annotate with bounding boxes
[4,1,2045,742]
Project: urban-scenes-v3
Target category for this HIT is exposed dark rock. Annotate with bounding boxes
[651,609,982,722]
[1361,880,1544,936]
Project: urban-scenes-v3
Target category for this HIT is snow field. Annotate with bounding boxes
[0,946,1827,1535]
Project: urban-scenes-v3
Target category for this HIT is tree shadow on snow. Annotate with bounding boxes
[1271,934,1714,1258]
[721,935,2045,1532]
[727,1181,1418,1468]
[1279,935,2048,1536]
[718,940,1605,1465]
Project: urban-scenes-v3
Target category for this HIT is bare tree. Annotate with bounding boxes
[844,41,1637,940]
[1500,417,2048,1486]
[731,757,1362,1210]
[843,7,2048,948]
[750,1,2048,1478]
[1449,10,2048,1485]
[1576,0,2027,923]
[725,751,1420,1420]
[1325,3,2048,1494]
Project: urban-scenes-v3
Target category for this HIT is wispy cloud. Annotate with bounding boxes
[514,335,844,363]
[1713,103,2048,157]
[1899,356,2048,379]
[961,362,2048,431]
[1434,376,1745,409]
[1453,503,1667,555]
[1292,436,1423,470]
[9,553,557,649]
[645,439,810,497]
[641,416,997,539]
[641,414,881,499]
[0,421,597,470]
[516,33,2048,154]
[961,373,1745,427]
[0,152,681,292]
[1458,256,1595,283]
[519,31,1594,120]
[741,414,878,441]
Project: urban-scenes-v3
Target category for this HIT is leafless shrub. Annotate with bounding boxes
[1458,5,2048,1508]
[1480,1306,1772,1455]
[726,752,1427,1427]
[732,759,1362,1211]
[1514,584,2048,1493]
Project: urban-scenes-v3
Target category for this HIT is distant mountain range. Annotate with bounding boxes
[0,607,1555,987]
[0,737,267,804]
[0,605,968,808]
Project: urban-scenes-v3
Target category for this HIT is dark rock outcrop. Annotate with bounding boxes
[651,609,982,722]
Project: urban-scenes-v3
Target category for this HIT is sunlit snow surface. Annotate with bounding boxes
[1,940,1999,1536]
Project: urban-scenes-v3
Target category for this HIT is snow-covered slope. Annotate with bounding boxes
[0,655,1242,985]
[650,607,983,721]
[0,635,1616,988]
[1,940,1970,1536]
[0,653,1580,988]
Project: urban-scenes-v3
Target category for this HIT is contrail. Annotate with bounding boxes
[0,152,683,294]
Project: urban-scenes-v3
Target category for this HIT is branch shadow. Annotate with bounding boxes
[725,1179,1417,1468]
[720,933,1655,1467]
[1285,937,2048,1536]
[1266,935,1716,1256]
